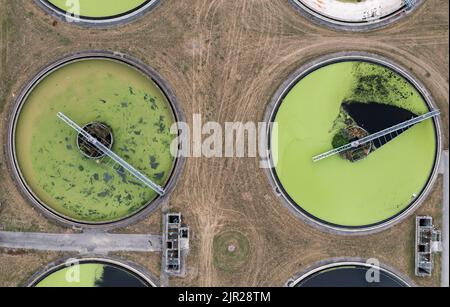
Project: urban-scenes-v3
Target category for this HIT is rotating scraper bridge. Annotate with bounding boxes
[57,112,165,196]
[313,110,441,162]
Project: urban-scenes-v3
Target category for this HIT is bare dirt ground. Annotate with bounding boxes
[0,0,448,287]
[0,249,65,287]
[112,251,162,280]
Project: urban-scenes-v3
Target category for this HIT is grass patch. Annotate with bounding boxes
[213,230,250,273]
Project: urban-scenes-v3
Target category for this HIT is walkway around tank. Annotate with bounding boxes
[441,150,449,287]
[0,231,162,253]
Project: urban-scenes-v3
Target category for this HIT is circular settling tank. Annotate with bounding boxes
[291,262,410,287]
[267,54,440,232]
[37,0,159,25]
[30,259,155,287]
[10,52,181,227]
[290,0,421,30]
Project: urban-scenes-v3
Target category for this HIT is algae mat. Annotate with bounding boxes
[35,263,148,287]
[15,58,176,223]
[46,0,150,19]
[271,61,437,227]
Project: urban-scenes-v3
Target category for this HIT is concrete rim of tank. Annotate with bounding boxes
[25,255,160,287]
[263,51,443,236]
[33,0,161,28]
[288,0,424,32]
[285,257,415,287]
[6,50,186,231]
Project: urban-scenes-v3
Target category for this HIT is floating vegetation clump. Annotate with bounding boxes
[348,62,416,110]
[332,126,372,162]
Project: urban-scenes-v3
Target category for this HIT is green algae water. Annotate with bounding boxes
[15,58,176,223]
[271,61,437,227]
[46,0,150,18]
[35,263,148,287]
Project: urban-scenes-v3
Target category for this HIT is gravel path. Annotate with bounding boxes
[0,231,162,253]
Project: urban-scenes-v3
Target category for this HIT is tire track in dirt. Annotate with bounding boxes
[0,0,10,114]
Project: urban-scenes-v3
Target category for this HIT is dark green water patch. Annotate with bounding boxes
[35,262,149,287]
[342,102,418,148]
[295,265,408,288]
[94,265,147,287]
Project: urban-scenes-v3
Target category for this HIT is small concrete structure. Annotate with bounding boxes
[415,216,442,277]
[163,213,190,276]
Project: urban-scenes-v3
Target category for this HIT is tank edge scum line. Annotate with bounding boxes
[34,0,161,27]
